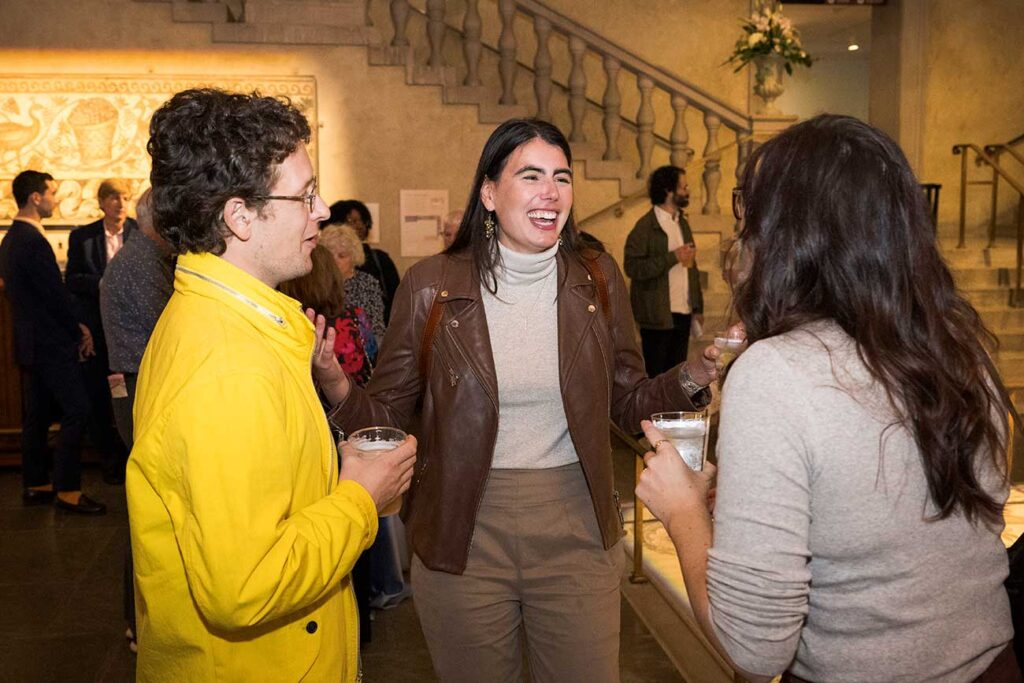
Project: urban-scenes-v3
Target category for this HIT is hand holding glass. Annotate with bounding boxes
[347,426,407,516]
[714,327,747,372]
[651,411,710,471]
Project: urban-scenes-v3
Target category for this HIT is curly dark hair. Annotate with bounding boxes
[733,114,1010,526]
[648,165,683,206]
[147,88,311,255]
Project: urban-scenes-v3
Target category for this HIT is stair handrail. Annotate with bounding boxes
[609,421,651,585]
[952,143,1024,307]
[514,0,751,132]
[578,136,749,229]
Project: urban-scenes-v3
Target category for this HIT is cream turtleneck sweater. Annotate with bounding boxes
[480,242,578,470]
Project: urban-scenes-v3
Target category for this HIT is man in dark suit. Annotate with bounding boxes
[0,170,106,513]
[65,179,135,484]
[624,165,705,378]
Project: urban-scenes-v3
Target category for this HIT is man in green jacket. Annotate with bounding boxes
[623,165,704,377]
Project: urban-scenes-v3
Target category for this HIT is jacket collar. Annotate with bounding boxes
[441,248,594,299]
[174,252,313,343]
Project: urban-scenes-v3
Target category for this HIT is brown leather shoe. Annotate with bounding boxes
[22,488,57,506]
[54,494,107,515]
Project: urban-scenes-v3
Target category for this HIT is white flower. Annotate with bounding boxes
[748,32,764,47]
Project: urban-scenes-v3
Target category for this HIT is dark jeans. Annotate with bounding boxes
[639,313,691,378]
[114,373,139,635]
[20,358,89,491]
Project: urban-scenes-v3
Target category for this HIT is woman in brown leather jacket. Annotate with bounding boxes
[313,119,718,682]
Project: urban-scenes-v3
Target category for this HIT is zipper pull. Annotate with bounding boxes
[448,367,459,386]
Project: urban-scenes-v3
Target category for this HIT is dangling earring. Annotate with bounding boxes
[557,236,563,247]
[483,212,496,239]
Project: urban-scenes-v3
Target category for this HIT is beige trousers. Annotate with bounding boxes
[412,463,625,683]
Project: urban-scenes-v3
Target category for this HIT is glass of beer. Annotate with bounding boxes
[650,411,710,471]
[348,426,407,516]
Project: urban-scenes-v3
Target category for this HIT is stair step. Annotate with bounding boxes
[952,267,1014,290]
[368,44,412,66]
[443,85,491,105]
[243,0,363,27]
[171,0,228,23]
[408,64,457,87]
[212,22,370,44]
[477,101,530,123]
[965,289,1014,307]
[979,307,1024,329]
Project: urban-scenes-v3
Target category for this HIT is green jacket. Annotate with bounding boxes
[623,208,703,330]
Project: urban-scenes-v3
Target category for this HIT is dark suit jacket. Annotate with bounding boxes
[622,208,704,330]
[0,220,83,366]
[65,218,137,364]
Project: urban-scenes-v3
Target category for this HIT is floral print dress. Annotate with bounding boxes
[331,306,377,388]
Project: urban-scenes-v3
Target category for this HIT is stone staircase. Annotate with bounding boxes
[149,0,750,213]
[151,0,1020,410]
[940,236,1024,413]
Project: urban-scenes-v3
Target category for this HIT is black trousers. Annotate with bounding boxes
[80,352,128,478]
[20,358,89,491]
[640,313,692,378]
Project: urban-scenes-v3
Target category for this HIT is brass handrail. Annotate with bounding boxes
[609,421,650,583]
[951,143,1024,307]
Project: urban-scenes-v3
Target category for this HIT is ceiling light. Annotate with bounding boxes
[848,43,860,51]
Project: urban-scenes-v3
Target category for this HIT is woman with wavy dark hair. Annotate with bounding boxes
[312,118,719,681]
[636,114,1018,682]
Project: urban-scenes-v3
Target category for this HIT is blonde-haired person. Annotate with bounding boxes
[320,224,386,348]
[65,177,136,486]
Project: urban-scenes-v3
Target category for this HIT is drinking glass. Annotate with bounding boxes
[714,328,747,373]
[650,411,710,471]
[348,426,407,516]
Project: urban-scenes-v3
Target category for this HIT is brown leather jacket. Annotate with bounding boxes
[329,249,698,574]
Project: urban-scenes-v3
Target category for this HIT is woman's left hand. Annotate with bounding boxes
[307,308,351,404]
[635,420,716,533]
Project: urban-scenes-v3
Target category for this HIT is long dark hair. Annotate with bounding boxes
[447,118,582,293]
[733,114,1009,525]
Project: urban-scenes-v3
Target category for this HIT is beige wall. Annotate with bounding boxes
[919,0,1024,239]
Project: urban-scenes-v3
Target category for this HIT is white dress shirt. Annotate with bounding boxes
[653,204,691,315]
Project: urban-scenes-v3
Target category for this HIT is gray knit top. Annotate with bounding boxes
[708,320,1012,681]
[481,242,578,470]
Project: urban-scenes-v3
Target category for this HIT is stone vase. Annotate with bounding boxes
[752,54,787,115]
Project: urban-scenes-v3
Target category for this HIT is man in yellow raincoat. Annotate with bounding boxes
[127,88,416,682]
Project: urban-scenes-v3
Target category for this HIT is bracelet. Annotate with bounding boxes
[678,366,712,409]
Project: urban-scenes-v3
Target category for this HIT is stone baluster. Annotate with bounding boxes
[462,0,482,86]
[533,16,553,120]
[568,36,587,142]
[735,131,751,186]
[669,94,689,168]
[498,0,517,105]
[363,0,373,26]
[427,0,446,67]
[635,75,654,179]
[601,56,621,161]
[702,113,722,215]
[390,0,410,47]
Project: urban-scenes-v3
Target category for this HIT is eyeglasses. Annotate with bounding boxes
[252,177,319,213]
[731,187,743,221]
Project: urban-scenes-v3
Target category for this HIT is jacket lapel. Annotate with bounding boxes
[557,252,599,386]
[437,256,500,410]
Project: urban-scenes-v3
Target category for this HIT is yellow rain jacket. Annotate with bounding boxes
[128,252,377,682]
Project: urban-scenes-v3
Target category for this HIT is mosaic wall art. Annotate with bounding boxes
[0,74,318,225]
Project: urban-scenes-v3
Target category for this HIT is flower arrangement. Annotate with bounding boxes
[727,1,813,75]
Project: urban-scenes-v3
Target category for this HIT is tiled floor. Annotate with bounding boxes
[0,461,680,682]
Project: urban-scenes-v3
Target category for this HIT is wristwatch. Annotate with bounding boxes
[678,366,712,409]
